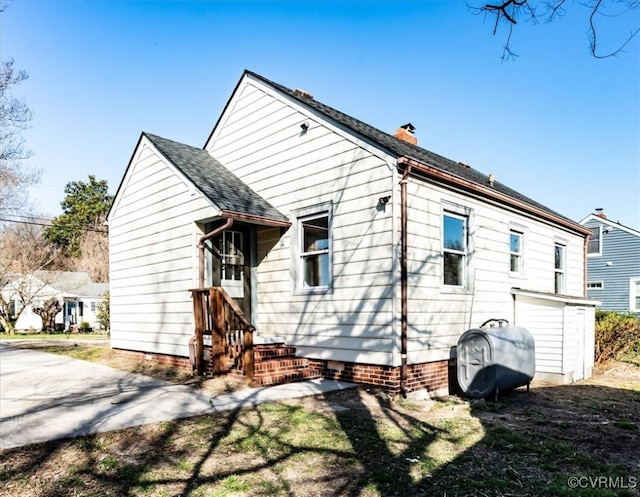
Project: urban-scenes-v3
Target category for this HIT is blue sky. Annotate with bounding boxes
[2,0,639,228]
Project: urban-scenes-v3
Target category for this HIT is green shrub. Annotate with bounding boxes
[79,321,92,332]
[594,311,640,364]
[97,291,110,331]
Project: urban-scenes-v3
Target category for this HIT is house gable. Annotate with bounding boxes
[580,213,640,313]
[144,133,289,226]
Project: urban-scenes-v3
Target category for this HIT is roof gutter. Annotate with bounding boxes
[198,217,234,288]
[219,210,291,228]
[397,157,591,237]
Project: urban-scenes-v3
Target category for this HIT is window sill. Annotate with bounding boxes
[440,285,472,296]
[295,285,333,296]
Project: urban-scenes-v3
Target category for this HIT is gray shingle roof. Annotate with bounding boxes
[33,271,93,293]
[246,71,578,228]
[143,132,289,225]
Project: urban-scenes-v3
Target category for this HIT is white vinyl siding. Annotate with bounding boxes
[109,140,217,357]
[405,176,589,365]
[207,76,397,366]
[513,292,595,381]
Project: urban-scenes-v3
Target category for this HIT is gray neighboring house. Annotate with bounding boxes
[580,211,640,315]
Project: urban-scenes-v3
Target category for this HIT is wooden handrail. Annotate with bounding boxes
[190,287,255,383]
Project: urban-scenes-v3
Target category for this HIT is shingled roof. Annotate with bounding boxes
[143,132,289,225]
[245,71,582,230]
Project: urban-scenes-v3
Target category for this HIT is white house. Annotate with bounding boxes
[108,71,598,395]
[2,271,108,332]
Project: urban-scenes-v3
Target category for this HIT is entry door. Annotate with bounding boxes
[211,226,253,320]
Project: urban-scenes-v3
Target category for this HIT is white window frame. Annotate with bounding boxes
[630,278,640,313]
[509,229,524,276]
[587,226,602,256]
[442,211,468,288]
[554,243,566,294]
[292,202,333,295]
[587,281,604,290]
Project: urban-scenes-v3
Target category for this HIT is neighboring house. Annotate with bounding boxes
[108,70,598,395]
[580,211,640,315]
[2,271,108,331]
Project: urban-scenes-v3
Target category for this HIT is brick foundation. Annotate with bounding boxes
[308,358,449,395]
[112,347,450,395]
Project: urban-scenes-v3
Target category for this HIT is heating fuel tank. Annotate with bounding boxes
[456,319,535,399]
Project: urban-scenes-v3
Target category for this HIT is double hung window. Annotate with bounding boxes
[554,243,565,293]
[443,213,467,287]
[299,212,330,289]
[509,230,523,274]
[631,279,640,313]
[587,227,601,256]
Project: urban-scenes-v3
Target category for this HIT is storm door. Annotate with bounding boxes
[207,224,253,320]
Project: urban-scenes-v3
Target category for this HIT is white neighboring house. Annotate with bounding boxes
[1,271,108,332]
[108,70,599,394]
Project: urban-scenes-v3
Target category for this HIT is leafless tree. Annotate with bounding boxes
[0,58,40,216]
[32,297,63,331]
[0,220,58,333]
[471,0,640,60]
[72,230,109,283]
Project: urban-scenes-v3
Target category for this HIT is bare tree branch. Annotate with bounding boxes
[470,0,640,59]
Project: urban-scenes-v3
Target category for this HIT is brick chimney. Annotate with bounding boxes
[394,123,417,145]
[595,208,607,219]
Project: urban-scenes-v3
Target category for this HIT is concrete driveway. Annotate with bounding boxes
[0,342,355,450]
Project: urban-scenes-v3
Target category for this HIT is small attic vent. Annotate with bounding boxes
[294,88,314,99]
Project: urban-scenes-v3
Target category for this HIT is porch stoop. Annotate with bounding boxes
[232,344,323,387]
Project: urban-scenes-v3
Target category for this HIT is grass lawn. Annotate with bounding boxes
[1,341,639,497]
[0,332,108,340]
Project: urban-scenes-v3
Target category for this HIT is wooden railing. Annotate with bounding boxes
[190,287,255,383]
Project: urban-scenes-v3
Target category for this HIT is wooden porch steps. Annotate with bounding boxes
[241,344,322,387]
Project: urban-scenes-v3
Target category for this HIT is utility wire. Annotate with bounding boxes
[0,218,108,233]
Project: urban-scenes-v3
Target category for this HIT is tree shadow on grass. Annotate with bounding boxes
[1,373,639,496]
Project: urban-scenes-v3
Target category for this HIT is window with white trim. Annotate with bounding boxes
[299,212,330,289]
[554,243,565,294]
[587,226,602,256]
[630,278,640,313]
[509,230,524,274]
[587,281,604,290]
[443,212,467,286]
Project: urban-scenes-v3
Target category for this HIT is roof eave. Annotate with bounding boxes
[219,210,291,228]
[398,156,591,237]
